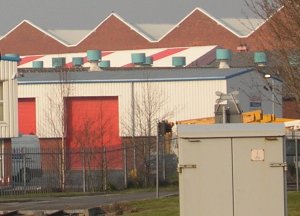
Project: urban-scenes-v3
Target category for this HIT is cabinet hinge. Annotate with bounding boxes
[270,162,288,171]
[177,164,196,173]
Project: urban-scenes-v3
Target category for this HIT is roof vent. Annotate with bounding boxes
[32,61,43,68]
[131,53,146,66]
[172,56,186,67]
[99,60,111,68]
[87,50,101,71]
[52,57,66,68]
[216,49,231,69]
[254,52,267,66]
[4,53,21,62]
[72,57,84,67]
[144,56,153,66]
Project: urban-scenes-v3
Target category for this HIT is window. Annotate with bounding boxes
[0,82,3,121]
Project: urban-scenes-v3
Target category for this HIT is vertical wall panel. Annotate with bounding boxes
[0,60,18,138]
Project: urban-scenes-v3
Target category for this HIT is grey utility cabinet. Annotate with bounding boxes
[177,123,287,216]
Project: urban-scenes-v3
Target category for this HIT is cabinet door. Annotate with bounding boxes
[232,137,286,216]
[179,138,233,216]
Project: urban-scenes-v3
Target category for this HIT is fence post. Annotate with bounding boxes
[103,146,107,191]
[22,148,26,188]
[82,148,86,192]
[123,143,127,188]
[296,133,299,192]
[156,123,160,199]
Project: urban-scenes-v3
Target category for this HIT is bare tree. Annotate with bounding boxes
[123,81,173,187]
[72,102,118,192]
[246,0,300,105]
[44,70,72,191]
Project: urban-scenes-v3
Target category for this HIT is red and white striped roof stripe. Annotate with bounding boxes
[18,46,217,68]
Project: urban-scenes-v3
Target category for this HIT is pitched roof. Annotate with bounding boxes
[46,29,91,45]
[1,9,265,46]
[219,18,264,36]
[0,0,258,32]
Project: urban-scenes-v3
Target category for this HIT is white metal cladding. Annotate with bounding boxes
[0,61,18,138]
[226,70,283,117]
[18,79,227,137]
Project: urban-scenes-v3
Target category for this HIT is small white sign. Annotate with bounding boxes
[251,149,265,161]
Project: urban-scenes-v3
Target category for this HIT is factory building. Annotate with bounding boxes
[0,49,281,188]
[17,66,281,150]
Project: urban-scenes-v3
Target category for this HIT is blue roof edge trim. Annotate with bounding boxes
[17,76,229,85]
[17,68,257,84]
[0,56,21,62]
[225,68,255,79]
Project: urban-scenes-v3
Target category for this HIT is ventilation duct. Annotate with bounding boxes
[144,56,153,66]
[87,50,101,71]
[172,56,186,67]
[254,52,267,66]
[72,57,84,67]
[4,53,21,62]
[52,57,66,68]
[216,49,231,69]
[32,61,43,68]
[131,53,146,66]
[99,60,111,68]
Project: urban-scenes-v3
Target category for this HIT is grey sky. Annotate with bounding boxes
[0,0,256,35]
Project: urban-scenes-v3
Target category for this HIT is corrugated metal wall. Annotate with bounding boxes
[0,61,18,138]
[227,70,282,117]
[18,79,226,137]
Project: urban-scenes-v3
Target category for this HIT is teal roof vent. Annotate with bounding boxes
[254,52,267,65]
[131,53,146,65]
[87,50,101,62]
[172,56,186,67]
[99,60,111,68]
[216,49,231,60]
[4,53,21,62]
[144,56,153,66]
[216,49,231,68]
[72,57,84,67]
[32,61,43,68]
[52,57,66,68]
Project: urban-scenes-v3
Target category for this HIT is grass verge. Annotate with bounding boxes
[288,192,300,216]
[105,192,300,216]
[103,195,179,216]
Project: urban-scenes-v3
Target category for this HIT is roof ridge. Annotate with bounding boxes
[0,7,268,47]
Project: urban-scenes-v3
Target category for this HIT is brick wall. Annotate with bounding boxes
[0,22,69,55]
[283,100,300,119]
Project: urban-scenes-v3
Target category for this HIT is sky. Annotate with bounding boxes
[0,0,257,35]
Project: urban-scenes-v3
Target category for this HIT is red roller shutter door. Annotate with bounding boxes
[66,96,121,169]
[18,98,36,135]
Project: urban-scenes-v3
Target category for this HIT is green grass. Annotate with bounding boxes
[1,189,299,215]
[109,192,300,216]
[120,195,179,216]
[288,192,300,216]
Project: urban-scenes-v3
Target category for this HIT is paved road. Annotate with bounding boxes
[0,190,178,211]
